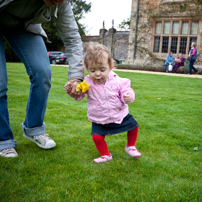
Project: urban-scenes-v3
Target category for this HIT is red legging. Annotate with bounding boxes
[92,127,139,156]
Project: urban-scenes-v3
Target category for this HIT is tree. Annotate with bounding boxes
[195,0,202,4]
[118,18,131,31]
[42,21,63,50]
[42,0,91,50]
[71,0,91,36]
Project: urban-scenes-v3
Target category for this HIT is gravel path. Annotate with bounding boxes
[51,65,202,79]
[113,69,202,79]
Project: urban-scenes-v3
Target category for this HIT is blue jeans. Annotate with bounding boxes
[0,30,51,150]
[189,59,198,74]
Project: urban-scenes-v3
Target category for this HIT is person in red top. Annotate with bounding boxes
[189,42,199,75]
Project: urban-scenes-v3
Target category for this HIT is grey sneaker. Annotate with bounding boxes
[23,133,56,149]
[0,148,18,157]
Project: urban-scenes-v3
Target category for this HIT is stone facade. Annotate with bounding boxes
[82,27,129,62]
[127,0,202,67]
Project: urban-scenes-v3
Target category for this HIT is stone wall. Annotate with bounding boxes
[82,28,129,61]
[127,0,202,67]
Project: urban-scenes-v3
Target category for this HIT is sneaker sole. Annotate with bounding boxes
[94,156,113,163]
[126,153,141,158]
[23,133,56,149]
[94,158,112,164]
[133,155,141,158]
[125,151,141,158]
[125,149,141,158]
[0,153,18,157]
[4,153,18,157]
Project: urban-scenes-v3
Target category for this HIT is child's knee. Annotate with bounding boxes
[92,135,105,143]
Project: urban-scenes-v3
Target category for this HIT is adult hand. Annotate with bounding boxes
[64,79,83,98]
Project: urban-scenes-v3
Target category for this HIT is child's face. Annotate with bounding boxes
[87,54,113,84]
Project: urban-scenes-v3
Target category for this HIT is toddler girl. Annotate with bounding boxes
[65,44,141,163]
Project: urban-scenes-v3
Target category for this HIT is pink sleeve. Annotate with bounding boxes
[75,94,85,101]
[190,48,196,56]
[66,91,85,101]
[119,78,135,104]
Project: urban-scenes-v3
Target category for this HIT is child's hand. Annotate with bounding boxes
[64,79,82,99]
[124,93,131,104]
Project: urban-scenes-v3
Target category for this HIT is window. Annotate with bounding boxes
[179,37,187,54]
[162,37,169,53]
[181,22,189,35]
[171,37,178,54]
[155,22,162,34]
[172,22,179,35]
[191,22,199,35]
[153,36,160,52]
[153,20,199,55]
[163,22,170,34]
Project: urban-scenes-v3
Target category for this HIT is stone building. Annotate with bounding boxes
[127,0,202,67]
[82,26,129,62]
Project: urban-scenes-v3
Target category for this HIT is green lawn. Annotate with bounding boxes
[1,63,202,202]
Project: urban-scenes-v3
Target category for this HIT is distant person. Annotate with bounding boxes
[0,0,84,157]
[65,44,141,163]
[172,53,185,73]
[189,42,199,75]
[164,52,174,73]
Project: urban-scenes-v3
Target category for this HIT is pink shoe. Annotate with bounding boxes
[94,154,112,163]
[125,146,141,157]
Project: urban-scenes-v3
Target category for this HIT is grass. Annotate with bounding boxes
[1,63,202,202]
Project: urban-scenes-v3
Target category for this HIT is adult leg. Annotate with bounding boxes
[189,60,194,74]
[172,65,176,73]
[4,30,51,135]
[174,64,180,73]
[166,66,169,73]
[191,60,198,73]
[4,30,55,149]
[0,33,17,151]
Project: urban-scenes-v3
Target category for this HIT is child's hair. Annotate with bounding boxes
[84,43,113,69]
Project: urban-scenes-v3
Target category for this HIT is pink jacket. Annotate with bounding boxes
[75,71,135,124]
[190,47,196,56]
